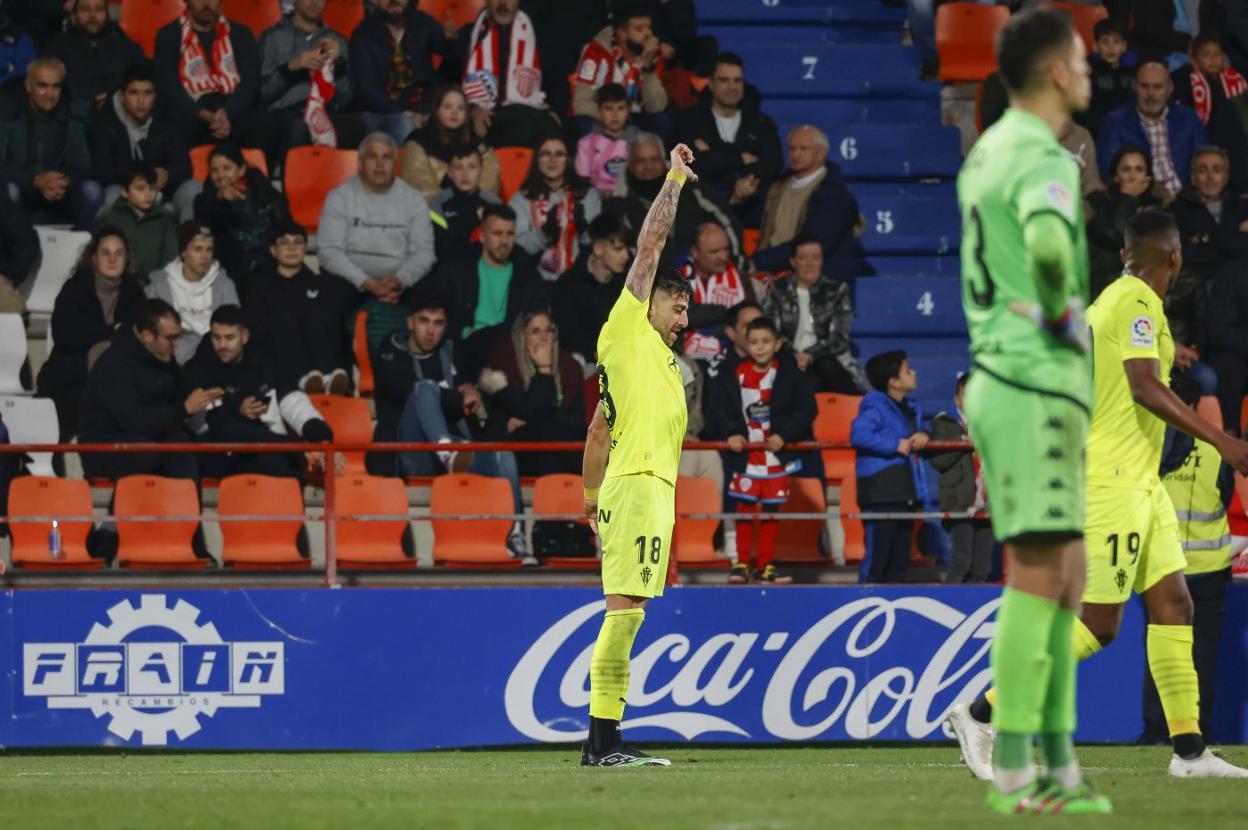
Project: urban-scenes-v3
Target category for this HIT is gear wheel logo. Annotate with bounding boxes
[22,594,285,746]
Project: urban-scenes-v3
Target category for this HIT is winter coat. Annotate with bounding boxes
[0,12,34,87]
[88,93,192,193]
[1079,54,1135,136]
[36,268,145,396]
[1085,186,1166,299]
[400,123,500,198]
[850,389,929,508]
[152,18,261,137]
[1096,102,1206,184]
[348,6,448,115]
[257,14,353,112]
[550,251,623,362]
[675,84,783,200]
[77,326,188,441]
[754,162,866,276]
[761,272,864,389]
[441,246,547,344]
[0,187,38,286]
[0,96,92,196]
[46,22,145,107]
[371,333,467,451]
[1170,186,1248,272]
[1206,265,1248,360]
[243,262,357,387]
[104,199,179,279]
[192,167,292,290]
[429,185,502,262]
[928,410,974,513]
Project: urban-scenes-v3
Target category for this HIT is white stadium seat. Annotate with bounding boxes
[26,228,90,317]
[0,313,29,394]
[0,395,58,476]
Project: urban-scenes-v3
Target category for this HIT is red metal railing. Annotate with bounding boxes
[0,439,974,586]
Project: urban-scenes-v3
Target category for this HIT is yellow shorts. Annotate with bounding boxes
[1083,483,1186,604]
[599,472,674,598]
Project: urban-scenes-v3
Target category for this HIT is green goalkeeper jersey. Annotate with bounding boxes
[957,107,1092,410]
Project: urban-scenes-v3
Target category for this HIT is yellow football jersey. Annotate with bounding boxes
[596,289,687,486]
[1086,274,1174,488]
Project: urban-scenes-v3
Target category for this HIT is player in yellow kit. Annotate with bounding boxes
[579,142,696,767]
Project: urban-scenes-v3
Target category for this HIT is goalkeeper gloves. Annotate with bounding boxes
[1009,297,1090,354]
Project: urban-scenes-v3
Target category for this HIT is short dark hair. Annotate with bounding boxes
[482,203,517,224]
[588,213,628,244]
[997,7,1075,94]
[1109,145,1152,180]
[209,141,247,168]
[726,300,760,328]
[1093,18,1126,42]
[714,52,744,71]
[210,304,247,329]
[449,144,483,163]
[745,316,778,337]
[270,219,308,245]
[790,231,822,257]
[118,161,158,190]
[134,297,179,334]
[596,83,629,107]
[408,287,450,316]
[865,350,907,393]
[1191,32,1224,54]
[1124,208,1179,249]
[652,270,692,302]
[119,63,155,91]
[613,4,651,27]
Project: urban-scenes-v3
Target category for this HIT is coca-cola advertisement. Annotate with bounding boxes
[3,587,1245,749]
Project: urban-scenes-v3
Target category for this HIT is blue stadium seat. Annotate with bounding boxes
[851,182,957,204]
[730,44,934,98]
[701,24,901,46]
[853,278,966,336]
[856,196,960,255]
[868,255,961,279]
[765,97,941,126]
[775,125,960,180]
[855,336,969,361]
[852,341,970,415]
[696,0,905,26]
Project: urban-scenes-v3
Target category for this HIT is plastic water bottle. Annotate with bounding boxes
[48,520,62,561]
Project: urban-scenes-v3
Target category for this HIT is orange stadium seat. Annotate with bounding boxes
[120,0,182,58]
[813,393,860,485]
[189,145,269,183]
[308,394,373,475]
[742,228,760,258]
[532,473,598,569]
[333,474,415,567]
[1043,2,1108,53]
[431,472,519,567]
[218,474,310,568]
[222,0,281,37]
[353,310,374,398]
[9,477,101,569]
[936,2,1010,82]
[838,474,865,564]
[116,475,207,569]
[284,146,358,233]
[673,475,728,568]
[495,146,533,202]
[323,0,365,38]
[772,476,828,564]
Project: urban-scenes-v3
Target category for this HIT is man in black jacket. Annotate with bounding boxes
[370,290,530,560]
[676,52,782,224]
[89,64,193,214]
[181,304,335,478]
[152,0,266,148]
[47,0,145,110]
[0,187,38,291]
[551,213,629,364]
[77,298,224,481]
[245,220,358,395]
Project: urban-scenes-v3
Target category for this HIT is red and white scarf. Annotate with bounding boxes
[1191,67,1248,123]
[463,10,544,111]
[678,261,747,358]
[533,192,576,277]
[304,60,337,147]
[178,11,240,101]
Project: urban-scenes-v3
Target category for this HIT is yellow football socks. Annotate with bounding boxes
[1146,624,1200,738]
[588,608,644,721]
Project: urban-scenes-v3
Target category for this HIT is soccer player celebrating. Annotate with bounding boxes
[951,210,1248,781]
[950,8,1110,814]
[579,142,696,767]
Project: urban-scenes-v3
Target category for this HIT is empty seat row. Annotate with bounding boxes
[765,98,941,128]
[695,0,905,27]
[856,195,961,255]
[853,278,965,337]
[768,123,962,180]
[735,44,935,99]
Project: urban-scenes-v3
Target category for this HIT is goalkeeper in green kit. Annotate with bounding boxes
[950,8,1111,815]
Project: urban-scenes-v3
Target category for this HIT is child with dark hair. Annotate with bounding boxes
[1081,18,1136,136]
[429,145,502,262]
[929,372,993,583]
[850,350,930,583]
[576,83,640,196]
[707,315,816,584]
[104,162,179,278]
[1173,33,1248,125]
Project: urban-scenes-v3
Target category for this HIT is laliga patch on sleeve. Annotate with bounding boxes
[1130,315,1155,348]
[1044,180,1075,219]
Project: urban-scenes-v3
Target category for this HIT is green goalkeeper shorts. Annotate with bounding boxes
[963,368,1088,544]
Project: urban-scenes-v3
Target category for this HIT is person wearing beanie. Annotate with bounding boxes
[243,219,358,395]
[146,221,240,364]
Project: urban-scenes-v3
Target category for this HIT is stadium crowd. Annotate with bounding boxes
[0,0,1244,585]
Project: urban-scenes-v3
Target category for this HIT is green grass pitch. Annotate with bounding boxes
[2,745,1246,829]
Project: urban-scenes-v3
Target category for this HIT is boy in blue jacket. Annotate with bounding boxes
[851,350,930,583]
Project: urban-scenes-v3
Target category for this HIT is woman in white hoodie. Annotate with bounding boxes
[146,222,240,364]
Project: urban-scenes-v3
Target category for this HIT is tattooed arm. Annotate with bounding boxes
[624,143,698,301]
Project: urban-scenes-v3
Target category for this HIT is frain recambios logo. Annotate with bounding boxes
[23,595,284,745]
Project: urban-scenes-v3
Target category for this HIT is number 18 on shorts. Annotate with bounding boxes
[598,473,675,598]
